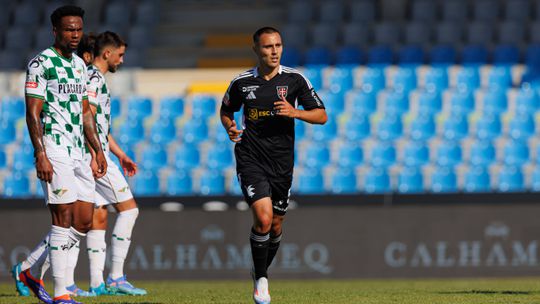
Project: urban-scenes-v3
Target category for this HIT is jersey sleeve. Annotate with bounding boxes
[296,74,325,110]
[81,64,89,101]
[25,55,48,100]
[221,79,243,112]
[87,69,101,107]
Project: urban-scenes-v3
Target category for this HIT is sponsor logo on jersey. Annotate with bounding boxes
[277,86,288,99]
[52,189,68,197]
[247,108,279,120]
[241,85,259,92]
[58,83,84,94]
[246,91,256,100]
[25,82,38,88]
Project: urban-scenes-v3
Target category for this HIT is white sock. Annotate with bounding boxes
[110,208,138,279]
[22,232,50,272]
[48,225,72,297]
[87,229,106,288]
[65,240,80,287]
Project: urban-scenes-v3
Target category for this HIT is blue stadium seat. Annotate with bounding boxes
[364,166,390,194]
[343,114,370,141]
[13,2,39,27]
[515,88,539,114]
[311,24,339,48]
[182,119,208,144]
[206,144,233,170]
[497,166,524,192]
[435,140,462,166]
[34,26,51,51]
[375,114,402,141]
[487,66,513,90]
[287,1,313,23]
[281,47,302,67]
[316,89,343,116]
[463,166,491,193]
[343,24,370,48]
[442,0,468,22]
[508,113,535,140]
[132,170,160,196]
[493,45,520,66]
[105,2,131,28]
[209,122,230,143]
[149,119,176,144]
[191,95,216,119]
[5,26,32,51]
[401,140,429,166]
[397,166,424,193]
[348,89,377,116]
[442,113,469,140]
[295,121,306,141]
[467,22,494,45]
[135,1,159,26]
[503,139,529,166]
[473,0,500,22]
[416,90,442,114]
[383,90,409,115]
[411,0,436,22]
[282,24,308,49]
[481,89,507,115]
[404,22,431,45]
[330,167,357,194]
[127,96,152,120]
[469,140,495,166]
[498,21,525,45]
[350,0,376,23]
[13,145,34,171]
[128,26,150,49]
[456,67,480,91]
[174,144,200,170]
[430,166,457,193]
[319,0,344,23]
[0,119,16,145]
[424,67,448,93]
[159,96,184,120]
[311,116,336,142]
[0,51,25,70]
[0,149,6,169]
[392,67,417,93]
[336,141,363,168]
[166,170,192,196]
[304,47,332,66]
[140,144,168,170]
[301,66,323,91]
[525,45,540,68]
[504,0,530,21]
[474,114,501,140]
[110,96,121,118]
[327,67,354,92]
[360,67,386,93]
[3,171,30,198]
[296,168,324,194]
[430,45,456,65]
[199,169,225,195]
[531,165,540,191]
[435,23,463,45]
[301,142,330,169]
[34,179,44,198]
[449,89,475,114]
[461,45,488,66]
[227,174,243,195]
[1,96,24,123]
[408,114,435,141]
[367,46,393,66]
[117,119,145,145]
[398,46,425,66]
[374,22,400,46]
[335,46,363,66]
[369,141,396,167]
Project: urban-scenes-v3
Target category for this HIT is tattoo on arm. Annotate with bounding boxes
[83,100,102,153]
[25,97,45,156]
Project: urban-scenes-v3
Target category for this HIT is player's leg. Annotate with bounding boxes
[266,215,284,270]
[12,232,50,296]
[266,179,291,270]
[87,202,112,295]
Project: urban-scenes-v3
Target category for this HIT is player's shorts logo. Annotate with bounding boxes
[277,86,288,99]
[52,189,68,197]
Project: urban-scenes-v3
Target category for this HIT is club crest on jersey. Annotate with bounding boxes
[277,86,288,99]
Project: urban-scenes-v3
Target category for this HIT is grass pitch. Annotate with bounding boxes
[2,278,540,303]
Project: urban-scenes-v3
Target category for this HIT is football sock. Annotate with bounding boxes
[48,225,74,297]
[110,208,138,279]
[65,240,80,287]
[266,233,282,269]
[250,228,270,279]
[22,232,50,272]
[87,229,107,288]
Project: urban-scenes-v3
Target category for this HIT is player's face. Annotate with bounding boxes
[254,32,282,69]
[106,45,125,73]
[54,16,83,52]
[82,51,93,66]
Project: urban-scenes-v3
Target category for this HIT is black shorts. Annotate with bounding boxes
[237,172,292,216]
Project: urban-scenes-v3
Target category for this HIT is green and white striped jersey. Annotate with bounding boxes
[86,65,111,154]
[25,47,88,160]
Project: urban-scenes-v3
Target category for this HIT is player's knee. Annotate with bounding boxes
[271,223,282,236]
[254,216,272,233]
[73,220,93,233]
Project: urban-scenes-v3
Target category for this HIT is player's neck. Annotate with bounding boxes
[93,59,109,75]
[257,64,279,81]
[53,45,73,59]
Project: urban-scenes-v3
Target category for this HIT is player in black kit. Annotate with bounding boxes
[220,26,327,304]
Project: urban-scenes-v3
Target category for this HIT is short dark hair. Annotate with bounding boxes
[253,27,280,44]
[77,33,96,58]
[93,31,128,57]
[50,5,85,27]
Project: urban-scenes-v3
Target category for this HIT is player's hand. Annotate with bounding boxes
[94,151,108,179]
[90,158,100,178]
[120,155,137,177]
[227,120,243,142]
[274,95,297,118]
[35,152,53,183]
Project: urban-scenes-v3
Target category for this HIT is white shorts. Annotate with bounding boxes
[85,153,134,207]
[41,156,95,204]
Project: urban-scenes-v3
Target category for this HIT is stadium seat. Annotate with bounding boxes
[159,95,184,120]
[13,145,35,171]
[408,113,435,141]
[348,89,377,116]
[135,1,159,26]
[311,24,339,48]
[301,142,330,169]
[435,23,463,45]
[0,120,16,145]
[423,67,448,93]
[296,168,324,194]
[487,67,513,90]
[128,26,151,49]
[466,22,494,45]
[0,51,25,70]
[127,96,152,120]
[508,113,535,140]
[449,88,475,114]
[497,165,524,192]
[416,90,442,114]
[181,119,208,144]
[430,45,457,66]
[319,0,344,23]
[397,166,424,193]
[117,119,145,145]
[281,24,308,48]
[209,121,229,143]
[514,88,539,114]
[360,67,386,93]
[350,0,376,23]
[367,46,394,66]
[398,45,425,66]
[281,47,302,67]
[13,2,39,27]
[441,0,468,22]
[504,0,529,21]
[455,67,480,91]
[316,89,343,116]
[335,46,363,66]
[166,170,192,196]
[382,90,409,115]
[287,1,313,23]
[327,67,354,93]
[401,140,429,166]
[525,44,540,68]
[375,113,403,141]
[343,114,370,141]
[472,0,499,22]
[461,45,488,66]
[343,24,370,48]
[392,67,417,93]
[363,166,390,194]
[5,26,32,51]
[493,45,520,66]
[430,166,457,193]
[404,22,431,45]
[435,140,462,167]
[311,116,336,142]
[336,141,363,168]
[140,144,168,170]
[105,2,131,28]
[463,166,491,193]
[369,141,396,167]
[295,121,306,141]
[498,21,525,45]
[410,0,436,22]
[227,173,243,195]
[149,119,176,144]
[304,47,332,66]
[474,114,501,140]
[206,144,233,170]
[1,96,24,123]
[198,169,225,195]
[132,170,160,196]
[469,140,495,166]
[34,26,52,51]
[502,139,529,166]
[110,96,121,118]
[191,95,216,119]
[3,171,30,198]
[530,166,540,191]
[174,144,200,170]
[442,113,469,140]
[374,22,400,46]
[0,149,6,169]
[330,167,357,194]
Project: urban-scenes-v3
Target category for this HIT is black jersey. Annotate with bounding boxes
[221,65,325,178]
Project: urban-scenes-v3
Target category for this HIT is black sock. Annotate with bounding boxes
[250,228,270,279]
[266,233,282,270]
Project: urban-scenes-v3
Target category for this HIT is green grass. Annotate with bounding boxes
[3,278,540,303]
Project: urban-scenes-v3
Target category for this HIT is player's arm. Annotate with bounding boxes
[26,96,53,183]
[108,134,137,176]
[274,95,327,124]
[220,80,243,142]
[220,108,242,142]
[83,98,107,178]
